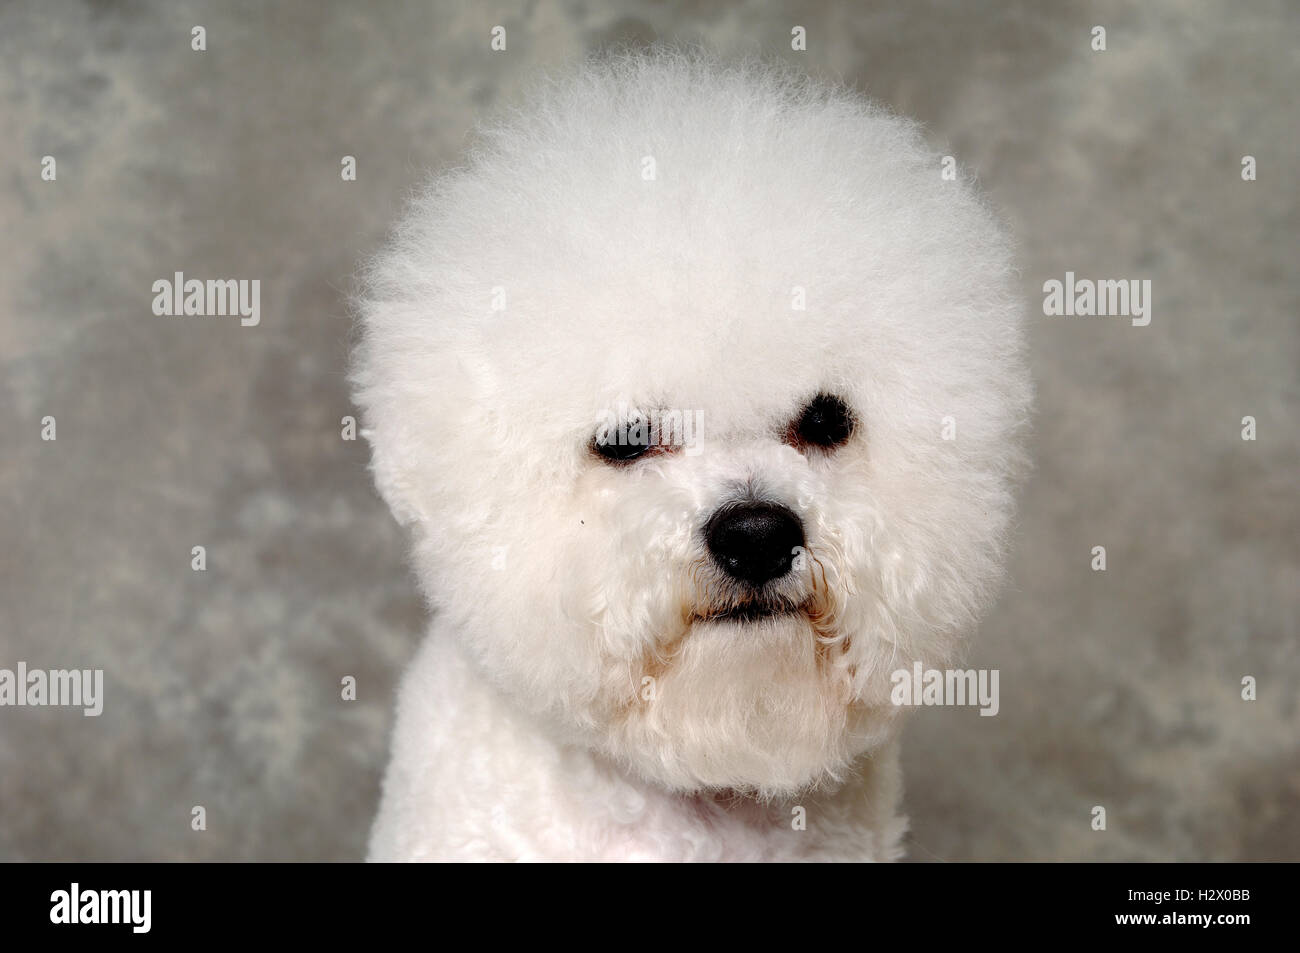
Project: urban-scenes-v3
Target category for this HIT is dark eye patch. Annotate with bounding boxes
[592,434,651,464]
[788,394,855,450]
[591,411,664,465]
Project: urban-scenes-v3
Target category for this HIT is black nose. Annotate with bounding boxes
[704,501,805,587]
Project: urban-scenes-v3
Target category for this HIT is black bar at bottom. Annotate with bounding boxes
[0,862,1281,940]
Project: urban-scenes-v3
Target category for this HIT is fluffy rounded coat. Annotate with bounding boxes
[352,51,1031,862]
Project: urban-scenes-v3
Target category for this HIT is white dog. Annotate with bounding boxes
[353,51,1031,861]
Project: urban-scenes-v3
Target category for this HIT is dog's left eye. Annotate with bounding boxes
[789,394,855,450]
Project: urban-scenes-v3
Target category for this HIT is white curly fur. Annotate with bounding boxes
[353,50,1031,861]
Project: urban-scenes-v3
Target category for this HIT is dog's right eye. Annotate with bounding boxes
[590,410,681,466]
[592,436,650,464]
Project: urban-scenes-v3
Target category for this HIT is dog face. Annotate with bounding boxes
[354,55,1031,797]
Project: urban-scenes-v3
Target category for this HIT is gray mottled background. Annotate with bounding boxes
[1,0,1296,862]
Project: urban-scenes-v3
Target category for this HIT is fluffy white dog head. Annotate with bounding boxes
[353,52,1031,799]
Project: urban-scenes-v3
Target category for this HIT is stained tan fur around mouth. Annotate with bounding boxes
[618,545,848,713]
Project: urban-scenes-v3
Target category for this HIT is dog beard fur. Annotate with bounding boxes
[601,544,888,798]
